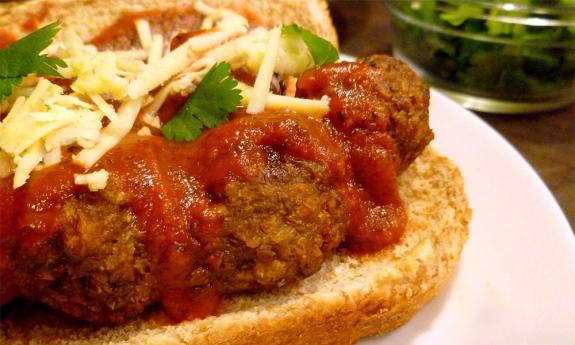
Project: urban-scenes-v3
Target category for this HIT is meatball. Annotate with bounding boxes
[297,54,433,171]
[8,158,347,323]
[15,194,157,324]
[215,159,348,293]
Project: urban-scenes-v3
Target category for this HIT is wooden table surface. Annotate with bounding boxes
[328,0,575,230]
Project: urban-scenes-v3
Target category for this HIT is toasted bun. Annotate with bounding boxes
[0,0,338,47]
[0,1,470,343]
[0,148,470,344]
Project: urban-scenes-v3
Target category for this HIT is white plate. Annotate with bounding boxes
[360,90,575,345]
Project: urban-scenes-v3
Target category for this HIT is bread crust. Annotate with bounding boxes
[0,0,338,47]
[0,147,470,344]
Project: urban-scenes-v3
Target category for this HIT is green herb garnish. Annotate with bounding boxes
[161,62,242,142]
[391,1,575,95]
[0,21,67,101]
[282,24,339,66]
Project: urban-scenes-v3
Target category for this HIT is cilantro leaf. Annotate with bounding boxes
[0,77,22,100]
[439,4,483,27]
[161,62,242,142]
[0,21,67,101]
[282,24,339,66]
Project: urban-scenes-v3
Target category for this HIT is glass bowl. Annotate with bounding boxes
[388,0,575,114]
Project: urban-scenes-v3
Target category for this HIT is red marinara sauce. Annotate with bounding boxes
[297,61,407,253]
[90,6,202,50]
[0,8,407,320]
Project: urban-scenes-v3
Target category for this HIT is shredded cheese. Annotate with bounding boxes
[0,150,13,179]
[74,169,109,192]
[200,17,214,30]
[137,126,152,136]
[13,142,44,188]
[247,26,282,114]
[43,148,62,167]
[185,29,268,73]
[128,2,249,100]
[284,76,298,97]
[57,31,145,101]
[135,19,152,50]
[114,49,148,60]
[142,112,162,129]
[141,82,173,121]
[194,1,249,32]
[148,34,164,64]
[239,83,329,117]
[0,78,107,187]
[128,28,245,99]
[1,80,95,156]
[89,94,118,123]
[73,97,143,169]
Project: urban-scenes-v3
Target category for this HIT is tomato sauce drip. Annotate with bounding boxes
[89,6,201,51]
[0,179,17,304]
[297,62,407,252]
[161,287,220,322]
[157,93,188,123]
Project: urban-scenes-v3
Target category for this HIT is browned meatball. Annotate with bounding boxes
[9,158,347,323]
[215,159,348,293]
[297,54,433,172]
[14,194,157,324]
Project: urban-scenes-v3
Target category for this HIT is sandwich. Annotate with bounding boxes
[0,0,471,344]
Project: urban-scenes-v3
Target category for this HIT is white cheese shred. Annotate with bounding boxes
[73,98,143,169]
[142,112,162,129]
[89,94,118,123]
[141,82,172,121]
[74,169,109,192]
[247,26,281,114]
[137,126,152,136]
[201,17,214,30]
[135,19,152,50]
[284,76,298,97]
[0,149,14,179]
[43,148,62,167]
[239,83,329,117]
[13,142,44,188]
[148,34,164,64]
[128,30,231,99]
[115,49,148,60]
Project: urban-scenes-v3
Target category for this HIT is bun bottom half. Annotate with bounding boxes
[0,147,470,345]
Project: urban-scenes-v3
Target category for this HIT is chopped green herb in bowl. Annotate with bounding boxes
[388,0,575,113]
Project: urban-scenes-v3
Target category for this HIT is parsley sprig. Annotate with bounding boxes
[282,24,339,66]
[0,22,67,101]
[161,62,242,142]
